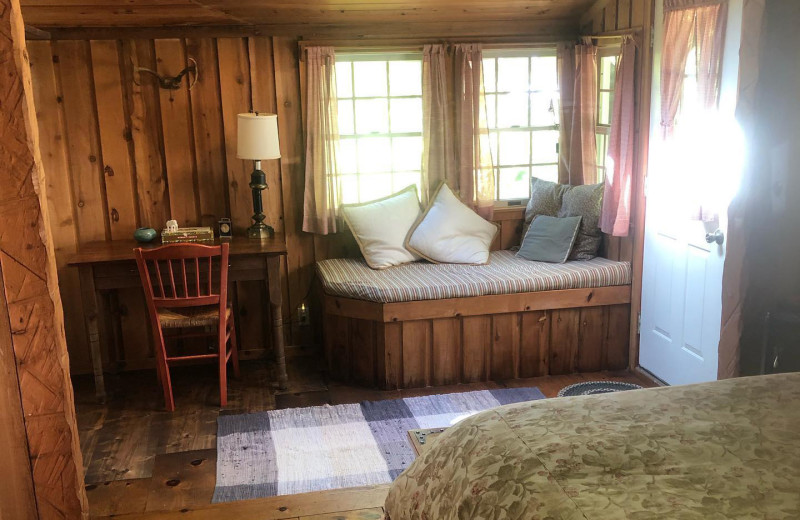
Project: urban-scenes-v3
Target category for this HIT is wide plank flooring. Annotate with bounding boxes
[73,345,655,517]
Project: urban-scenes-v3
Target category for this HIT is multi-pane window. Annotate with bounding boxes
[483,49,560,201]
[335,54,423,204]
[596,49,618,181]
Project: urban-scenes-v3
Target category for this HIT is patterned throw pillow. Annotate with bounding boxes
[558,183,605,260]
[522,177,568,239]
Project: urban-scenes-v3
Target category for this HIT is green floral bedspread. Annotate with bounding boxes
[385,373,800,519]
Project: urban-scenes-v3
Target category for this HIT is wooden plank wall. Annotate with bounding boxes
[28,36,310,374]
[581,0,654,368]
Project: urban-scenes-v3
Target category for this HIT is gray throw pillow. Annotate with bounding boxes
[517,215,582,263]
[558,183,604,260]
[522,177,568,240]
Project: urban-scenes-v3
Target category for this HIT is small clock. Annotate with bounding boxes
[218,218,232,240]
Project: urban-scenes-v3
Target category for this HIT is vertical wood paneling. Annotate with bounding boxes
[186,37,228,228]
[402,320,431,388]
[217,37,253,234]
[378,321,402,389]
[324,313,350,381]
[461,315,490,382]
[431,318,460,386]
[350,318,376,386]
[550,308,580,374]
[577,306,605,372]
[154,38,199,226]
[631,0,645,27]
[617,0,632,29]
[55,40,109,243]
[90,40,139,239]
[604,0,618,31]
[249,36,292,344]
[274,36,316,340]
[605,304,630,369]
[491,313,519,380]
[519,310,549,377]
[123,39,169,229]
[28,40,91,371]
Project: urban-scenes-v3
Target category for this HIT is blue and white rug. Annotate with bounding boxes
[213,387,544,502]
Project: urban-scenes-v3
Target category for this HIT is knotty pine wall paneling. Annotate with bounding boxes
[29,36,304,374]
[581,0,655,369]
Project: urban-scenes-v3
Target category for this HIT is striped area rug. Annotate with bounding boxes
[213,387,544,502]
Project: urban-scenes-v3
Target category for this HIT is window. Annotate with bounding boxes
[596,49,618,181]
[483,49,560,201]
[335,54,423,204]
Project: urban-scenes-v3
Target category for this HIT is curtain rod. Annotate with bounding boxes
[582,27,643,40]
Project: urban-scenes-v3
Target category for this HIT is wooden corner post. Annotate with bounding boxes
[0,0,88,518]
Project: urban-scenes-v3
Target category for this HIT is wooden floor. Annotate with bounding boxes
[74,345,655,518]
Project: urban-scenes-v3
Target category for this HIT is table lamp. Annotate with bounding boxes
[237,112,281,239]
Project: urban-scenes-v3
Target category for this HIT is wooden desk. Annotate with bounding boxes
[67,235,289,402]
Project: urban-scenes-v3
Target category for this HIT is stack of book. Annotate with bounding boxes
[161,226,215,244]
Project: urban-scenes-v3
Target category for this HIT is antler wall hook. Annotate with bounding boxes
[134,57,198,90]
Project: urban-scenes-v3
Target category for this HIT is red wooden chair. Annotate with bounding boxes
[134,243,239,411]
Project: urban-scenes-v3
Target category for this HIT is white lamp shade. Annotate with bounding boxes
[237,113,281,160]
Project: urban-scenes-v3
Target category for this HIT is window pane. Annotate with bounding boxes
[484,94,497,128]
[393,172,422,194]
[390,98,422,133]
[531,56,557,91]
[498,93,528,127]
[482,58,497,91]
[531,130,558,164]
[389,61,421,96]
[338,100,355,135]
[498,130,530,166]
[355,98,389,134]
[357,137,392,173]
[596,133,606,169]
[530,92,557,127]
[598,92,613,126]
[335,61,353,98]
[531,164,558,183]
[497,57,529,92]
[498,166,530,199]
[600,56,617,90]
[392,136,423,171]
[353,61,387,97]
[340,175,359,204]
[339,139,358,173]
[360,173,393,202]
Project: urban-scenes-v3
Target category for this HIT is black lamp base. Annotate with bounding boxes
[248,163,274,239]
[247,222,274,239]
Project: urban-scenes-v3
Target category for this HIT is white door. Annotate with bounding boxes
[639,0,744,385]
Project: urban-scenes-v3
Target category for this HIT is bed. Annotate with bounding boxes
[384,373,800,519]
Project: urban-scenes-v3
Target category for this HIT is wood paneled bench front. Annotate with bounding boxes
[318,251,632,390]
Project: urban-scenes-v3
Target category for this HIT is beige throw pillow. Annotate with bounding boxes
[405,183,498,265]
[341,186,422,270]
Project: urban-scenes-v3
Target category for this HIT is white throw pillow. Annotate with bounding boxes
[405,183,498,265]
[341,185,422,270]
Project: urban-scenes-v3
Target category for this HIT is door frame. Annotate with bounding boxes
[0,0,88,517]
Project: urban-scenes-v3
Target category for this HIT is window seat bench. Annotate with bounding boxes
[318,251,633,390]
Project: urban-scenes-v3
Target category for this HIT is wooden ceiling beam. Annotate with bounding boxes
[38,18,579,41]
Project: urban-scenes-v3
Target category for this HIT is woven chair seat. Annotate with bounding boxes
[158,305,232,329]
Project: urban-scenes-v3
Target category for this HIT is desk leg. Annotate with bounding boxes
[78,265,106,403]
[266,256,288,390]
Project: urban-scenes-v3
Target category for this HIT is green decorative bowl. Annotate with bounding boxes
[134,227,157,243]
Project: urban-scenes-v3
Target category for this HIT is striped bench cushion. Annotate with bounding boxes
[317,250,632,303]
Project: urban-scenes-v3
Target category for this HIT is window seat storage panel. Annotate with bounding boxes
[319,255,632,389]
